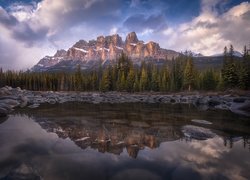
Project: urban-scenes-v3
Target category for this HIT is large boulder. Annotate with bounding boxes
[182,125,216,140]
[3,163,41,180]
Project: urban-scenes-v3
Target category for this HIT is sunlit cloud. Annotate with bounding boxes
[160,1,250,55]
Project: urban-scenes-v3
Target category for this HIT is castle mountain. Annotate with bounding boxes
[32,32,179,71]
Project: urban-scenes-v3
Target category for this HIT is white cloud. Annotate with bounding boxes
[160,1,250,55]
[0,0,122,70]
[0,0,249,70]
[110,27,118,34]
[8,3,36,22]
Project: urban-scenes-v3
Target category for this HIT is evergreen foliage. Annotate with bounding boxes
[1,45,249,92]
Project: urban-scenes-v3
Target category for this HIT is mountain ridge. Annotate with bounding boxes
[32,32,180,71]
[32,32,244,72]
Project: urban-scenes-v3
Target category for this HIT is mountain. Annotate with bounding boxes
[192,51,243,70]
[210,51,243,57]
[32,32,180,72]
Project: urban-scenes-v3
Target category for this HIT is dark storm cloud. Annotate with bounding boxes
[0,7,17,26]
[47,0,122,29]
[0,5,49,46]
[12,23,48,46]
[195,21,218,29]
[0,0,124,47]
[123,13,168,33]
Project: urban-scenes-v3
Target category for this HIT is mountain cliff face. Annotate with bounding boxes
[32,32,180,71]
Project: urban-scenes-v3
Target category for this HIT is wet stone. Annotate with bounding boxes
[182,125,216,140]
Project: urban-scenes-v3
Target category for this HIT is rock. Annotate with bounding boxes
[215,104,229,110]
[0,103,13,111]
[19,96,29,108]
[125,32,139,44]
[195,97,208,105]
[32,32,180,71]
[230,100,250,116]
[182,125,216,140]
[0,96,18,100]
[191,119,212,125]
[47,98,57,104]
[233,97,246,103]
[28,104,40,109]
[170,98,176,103]
[6,86,12,91]
[16,87,22,91]
[0,107,8,117]
[92,93,103,104]
[208,97,221,106]
[0,87,11,95]
[3,163,41,180]
[0,99,20,108]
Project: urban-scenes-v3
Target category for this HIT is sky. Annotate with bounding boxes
[0,0,250,70]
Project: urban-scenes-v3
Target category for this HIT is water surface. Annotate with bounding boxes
[0,103,249,180]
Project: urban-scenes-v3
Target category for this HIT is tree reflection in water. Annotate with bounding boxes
[0,103,249,180]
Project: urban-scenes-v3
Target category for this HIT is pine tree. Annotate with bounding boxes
[100,67,111,92]
[222,45,239,88]
[238,64,248,89]
[75,65,82,91]
[127,67,135,92]
[151,65,159,91]
[133,73,140,92]
[140,67,148,91]
[229,44,234,63]
[201,69,218,90]
[183,56,195,91]
[170,57,183,91]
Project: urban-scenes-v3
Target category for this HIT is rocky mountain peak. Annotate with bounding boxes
[54,49,67,57]
[73,40,88,49]
[125,32,138,44]
[32,32,180,72]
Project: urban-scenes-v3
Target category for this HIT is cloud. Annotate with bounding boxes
[0,0,124,70]
[123,13,168,34]
[160,1,250,55]
[0,6,18,26]
[0,30,51,70]
[0,5,48,46]
[0,0,249,70]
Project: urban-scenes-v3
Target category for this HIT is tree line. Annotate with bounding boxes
[0,45,249,92]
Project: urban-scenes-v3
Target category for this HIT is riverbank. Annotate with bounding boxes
[0,86,250,117]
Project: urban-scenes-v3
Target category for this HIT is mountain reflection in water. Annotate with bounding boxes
[0,103,249,180]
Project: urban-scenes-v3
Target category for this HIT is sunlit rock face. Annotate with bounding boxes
[32,32,180,71]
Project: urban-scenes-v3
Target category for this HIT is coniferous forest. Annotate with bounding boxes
[1,45,250,92]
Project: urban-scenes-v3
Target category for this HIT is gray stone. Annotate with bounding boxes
[233,97,246,103]
[182,125,216,140]
[47,98,57,104]
[208,97,221,106]
[191,119,212,125]
[0,107,8,117]
[3,163,41,180]
[28,104,40,108]
[0,99,20,108]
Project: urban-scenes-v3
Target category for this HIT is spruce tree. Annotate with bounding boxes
[151,65,159,91]
[100,67,111,92]
[140,67,148,91]
[127,67,135,92]
[183,57,195,91]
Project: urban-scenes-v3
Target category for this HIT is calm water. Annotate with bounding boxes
[0,103,250,180]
